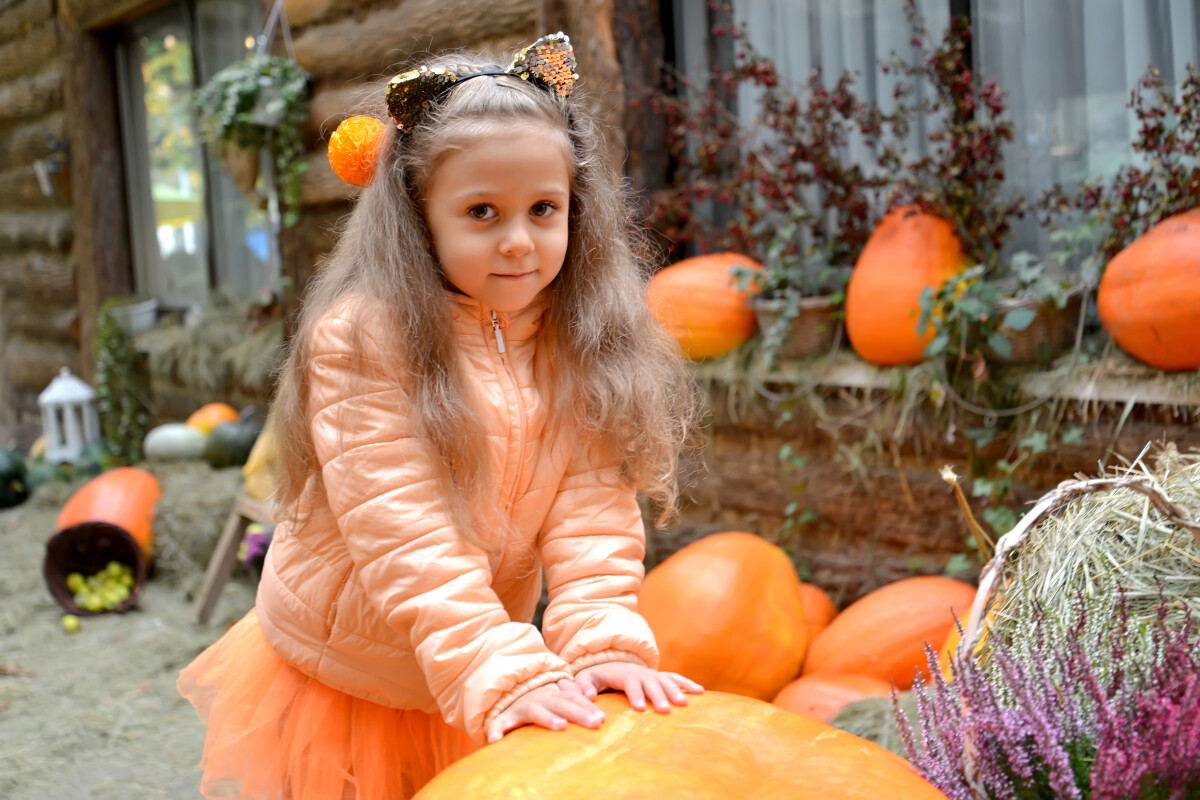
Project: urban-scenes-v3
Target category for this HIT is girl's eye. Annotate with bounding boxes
[468,205,495,220]
[530,201,557,217]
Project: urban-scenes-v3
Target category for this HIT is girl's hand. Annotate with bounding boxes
[573,663,704,713]
[485,679,605,744]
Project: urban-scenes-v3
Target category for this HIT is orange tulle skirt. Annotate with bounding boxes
[177,609,476,800]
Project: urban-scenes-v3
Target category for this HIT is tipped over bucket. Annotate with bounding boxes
[43,467,161,616]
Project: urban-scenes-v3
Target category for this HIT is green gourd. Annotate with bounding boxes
[0,449,29,509]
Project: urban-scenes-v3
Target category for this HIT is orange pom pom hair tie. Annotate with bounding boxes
[328,115,388,187]
[326,32,578,187]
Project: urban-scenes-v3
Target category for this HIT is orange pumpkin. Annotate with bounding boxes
[845,206,964,365]
[645,252,761,360]
[799,581,838,643]
[1097,208,1200,371]
[638,532,807,700]
[803,575,977,690]
[772,673,894,723]
[414,692,949,799]
[186,402,240,434]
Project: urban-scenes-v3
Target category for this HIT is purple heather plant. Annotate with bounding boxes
[895,590,1200,800]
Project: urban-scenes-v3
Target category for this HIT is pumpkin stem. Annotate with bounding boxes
[940,465,995,560]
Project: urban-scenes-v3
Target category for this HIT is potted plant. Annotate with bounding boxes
[736,207,851,361]
[193,54,311,226]
[887,0,1093,373]
[651,26,901,363]
[917,225,1100,366]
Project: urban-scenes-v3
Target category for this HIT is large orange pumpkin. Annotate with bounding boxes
[803,575,976,690]
[414,692,949,799]
[845,206,964,365]
[1097,208,1200,371]
[772,673,894,723]
[638,532,807,700]
[645,252,761,360]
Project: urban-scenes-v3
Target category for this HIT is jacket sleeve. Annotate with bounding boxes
[537,437,660,674]
[308,316,571,742]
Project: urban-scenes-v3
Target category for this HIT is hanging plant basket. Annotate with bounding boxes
[217,141,264,208]
[194,54,311,226]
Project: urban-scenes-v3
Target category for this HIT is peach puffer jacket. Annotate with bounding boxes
[255,291,659,743]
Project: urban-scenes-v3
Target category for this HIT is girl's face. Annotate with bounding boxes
[423,121,571,314]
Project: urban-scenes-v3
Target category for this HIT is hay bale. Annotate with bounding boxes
[141,461,244,591]
[963,445,1200,659]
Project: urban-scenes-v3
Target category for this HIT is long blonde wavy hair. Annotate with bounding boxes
[272,51,700,550]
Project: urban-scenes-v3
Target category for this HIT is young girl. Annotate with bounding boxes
[178,34,703,799]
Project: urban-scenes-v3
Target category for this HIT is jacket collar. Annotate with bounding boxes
[445,290,550,345]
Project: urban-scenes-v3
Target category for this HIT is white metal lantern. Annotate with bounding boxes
[38,367,101,464]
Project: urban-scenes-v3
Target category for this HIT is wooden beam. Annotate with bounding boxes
[0,65,62,124]
[3,334,78,390]
[0,248,75,301]
[0,164,69,211]
[0,210,72,250]
[58,0,169,31]
[0,0,53,44]
[0,18,56,82]
[0,110,66,172]
[291,0,536,81]
[614,0,669,208]
[59,13,132,384]
[537,0,625,173]
[3,295,77,342]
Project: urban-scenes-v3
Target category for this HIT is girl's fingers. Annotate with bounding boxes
[641,677,672,713]
[574,675,600,699]
[663,672,705,694]
[623,680,647,711]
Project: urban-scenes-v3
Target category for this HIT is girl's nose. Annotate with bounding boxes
[500,221,535,256]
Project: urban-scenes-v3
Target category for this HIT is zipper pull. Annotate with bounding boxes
[490,309,506,354]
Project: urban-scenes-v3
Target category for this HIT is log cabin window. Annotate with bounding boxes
[115,0,271,310]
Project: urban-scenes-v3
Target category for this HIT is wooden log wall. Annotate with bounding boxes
[661,374,1200,605]
[0,0,75,449]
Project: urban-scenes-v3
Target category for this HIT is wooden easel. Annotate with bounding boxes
[191,491,274,624]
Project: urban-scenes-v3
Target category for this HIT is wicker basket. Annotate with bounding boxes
[750,294,841,359]
[986,289,1083,365]
[43,522,149,616]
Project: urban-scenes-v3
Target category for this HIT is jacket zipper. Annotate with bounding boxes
[490,310,525,512]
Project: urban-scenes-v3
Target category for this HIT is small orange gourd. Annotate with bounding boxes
[772,673,894,723]
[1097,208,1200,371]
[803,575,977,690]
[645,252,761,360]
[638,532,807,700]
[414,692,950,799]
[186,402,241,434]
[798,582,838,643]
[845,206,964,365]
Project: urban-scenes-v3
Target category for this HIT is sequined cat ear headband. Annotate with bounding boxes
[327,32,579,187]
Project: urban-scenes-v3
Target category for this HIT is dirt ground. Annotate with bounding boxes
[0,461,258,800]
